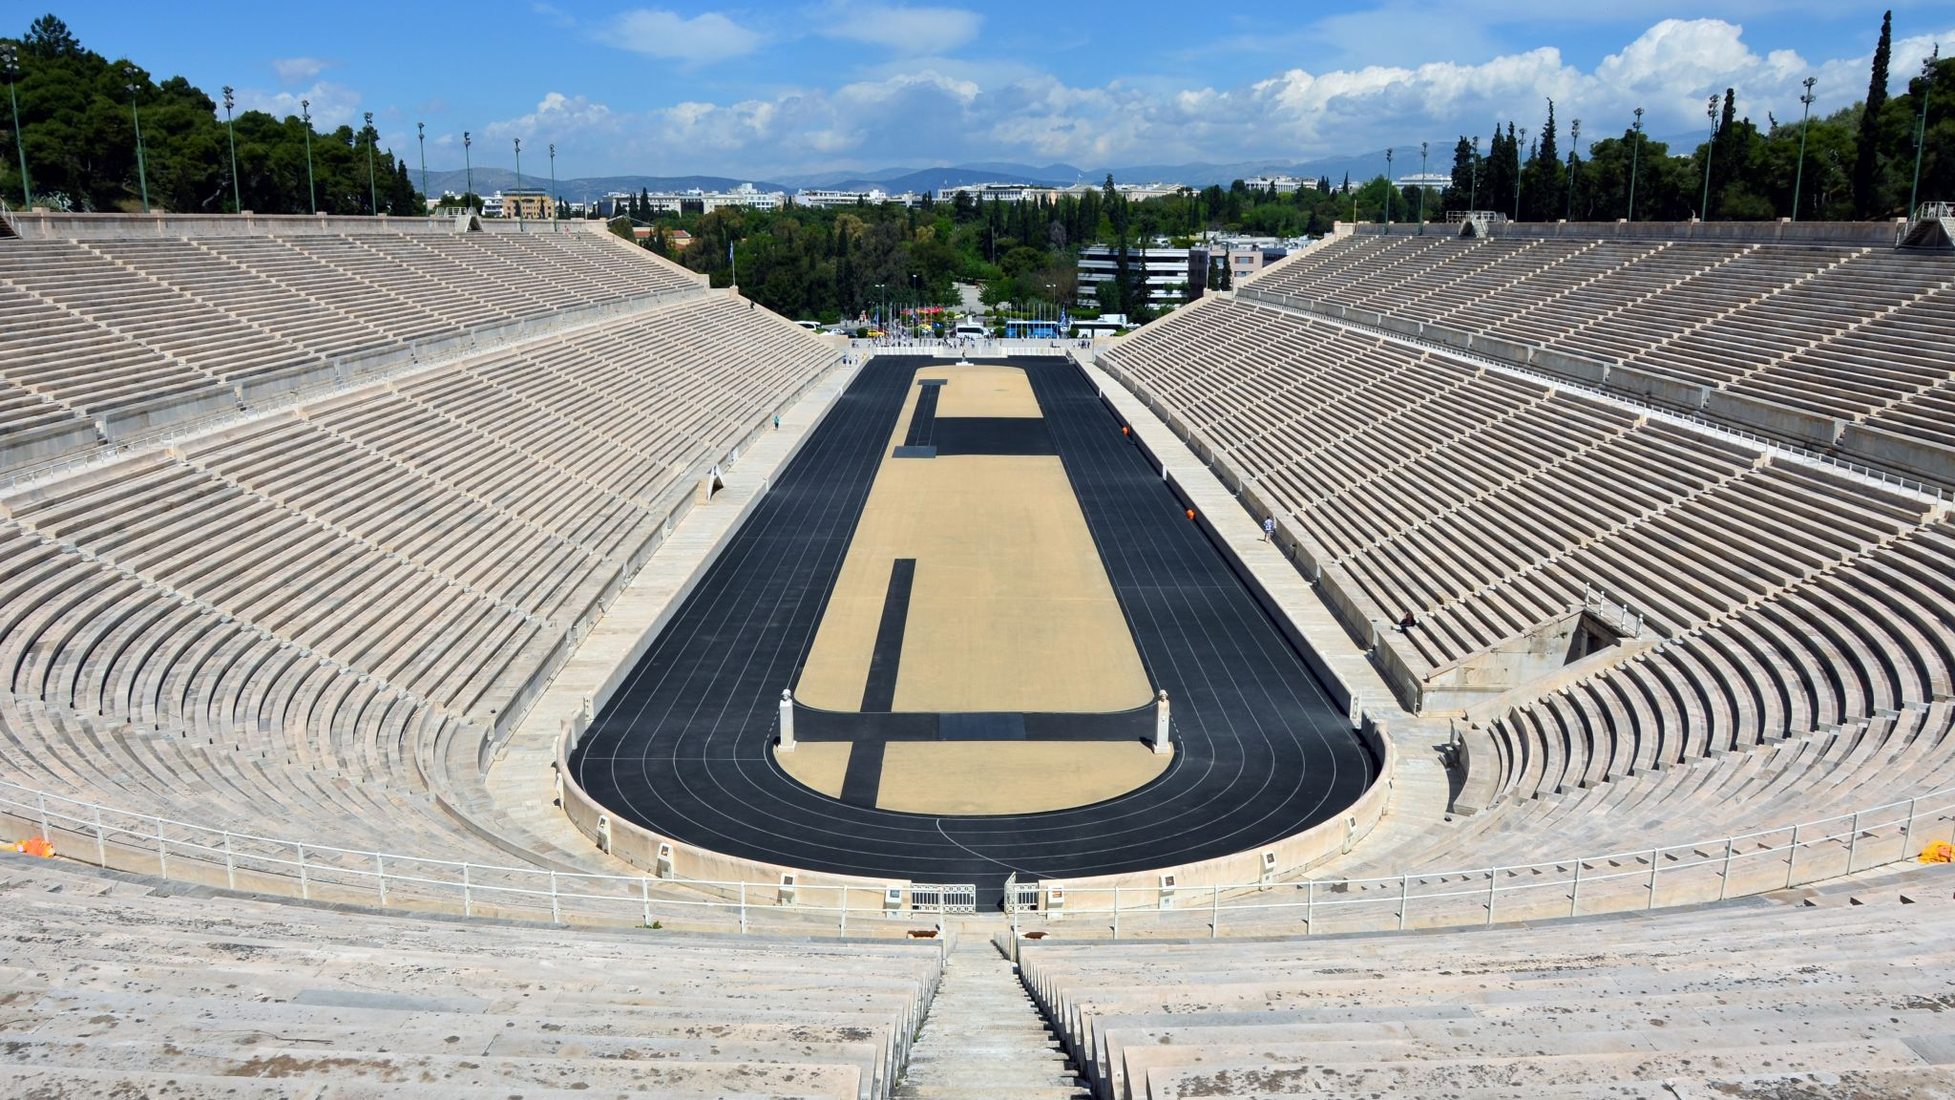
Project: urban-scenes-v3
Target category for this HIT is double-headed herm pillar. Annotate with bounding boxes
[1153,689,1173,755]
[778,688,796,752]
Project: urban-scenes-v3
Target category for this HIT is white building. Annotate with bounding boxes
[792,188,923,208]
[1077,245,1207,309]
[598,183,786,217]
[1395,172,1452,190]
[936,180,1190,204]
[1243,175,1307,193]
[936,181,1048,204]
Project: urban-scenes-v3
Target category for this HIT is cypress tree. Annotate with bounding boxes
[1854,10,1892,217]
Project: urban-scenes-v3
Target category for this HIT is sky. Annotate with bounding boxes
[30,2,1953,182]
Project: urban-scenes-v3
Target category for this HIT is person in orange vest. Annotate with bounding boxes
[1185,508,1196,522]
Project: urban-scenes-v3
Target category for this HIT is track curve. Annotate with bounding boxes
[568,355,1377,904]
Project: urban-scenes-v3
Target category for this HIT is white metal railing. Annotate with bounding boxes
[0,779,966,934]
[1003,781,1955,939]
[3,772,1950,938]
[854,338,1081,358]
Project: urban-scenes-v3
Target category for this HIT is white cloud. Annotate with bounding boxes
[532,2,576,28]
[614,9,764,63]
[472,17,1955,178]
[814,2,983,55]
[234,82,362,130]
[270,57,330,85]
[483,91,617,139]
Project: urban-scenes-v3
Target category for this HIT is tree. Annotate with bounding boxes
[1522,101,1563,220]
[23,13,76,58]
[1854,10,1892,216]
[1442,135,1474,211]
[0,14,421,214]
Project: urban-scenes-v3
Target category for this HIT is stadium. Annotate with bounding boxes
[0,200,1952,1096]
[1,12,1954,1075]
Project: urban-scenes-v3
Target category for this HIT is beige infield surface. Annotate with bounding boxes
[794,364,1151,714]
[782,362,1161,816]
[874,741,1170,815]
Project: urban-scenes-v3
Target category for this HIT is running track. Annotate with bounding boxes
[568,355,1376,904]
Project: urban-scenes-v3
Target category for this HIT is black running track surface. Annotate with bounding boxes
[568,356,1376,904]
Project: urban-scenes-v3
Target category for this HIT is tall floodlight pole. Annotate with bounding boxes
[222,86,240,213]
[463,131,473,211]
[548,142,558,231]
[125,69,149,213]
[1627,107,1644,221]
[0,44,30,207]
[1418,140,1428,231]
[514,138,526,227]
[300,99,316,213]
[416,121,427,205]
[1791,77,1817,220]
[1384,146,1393,229]
[1566,119,1580,221]
[1909,45,1939,222]
[1470,135,1480,211]
[363,111,377,214]
[1700,94,1718,221]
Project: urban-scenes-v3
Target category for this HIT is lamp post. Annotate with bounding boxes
[124,69,149,213]
[1514,127,1527,221]
[0,43,30,207]
[1470,135,1479,211]
[1627,107,1644,221]
[300,99,316,213]
[1567,119,1580,221]
[1790,77,1817,220]
[416,122,427,207]
[1699,94,1718,221]
[548,142,558,231]
[1418,140,1428,232]
[463,131,473,211]
[222,86,240,213]
[1383,146,1393,229]
[1908,46,1939,223]
[363,111,377,215]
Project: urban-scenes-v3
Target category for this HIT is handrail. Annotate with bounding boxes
[2,768,1949,936]
[0,778,959,934]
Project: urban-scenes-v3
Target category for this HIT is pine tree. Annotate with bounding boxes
[1444,135,1474,211]
[1854,10,1892,216]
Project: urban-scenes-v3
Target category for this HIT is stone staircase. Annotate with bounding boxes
[894,938,1090,1100]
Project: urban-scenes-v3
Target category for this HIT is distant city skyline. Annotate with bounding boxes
[42,2,1953,179]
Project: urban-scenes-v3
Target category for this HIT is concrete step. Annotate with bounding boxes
[898,944,1085,1100]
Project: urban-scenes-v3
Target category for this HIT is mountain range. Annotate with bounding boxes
[420,156,1411,205]
[427,141,1703,204]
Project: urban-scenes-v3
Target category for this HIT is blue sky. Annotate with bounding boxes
[35,3,1953,180]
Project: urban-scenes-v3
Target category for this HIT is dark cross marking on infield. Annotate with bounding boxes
[892,378,946,458]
